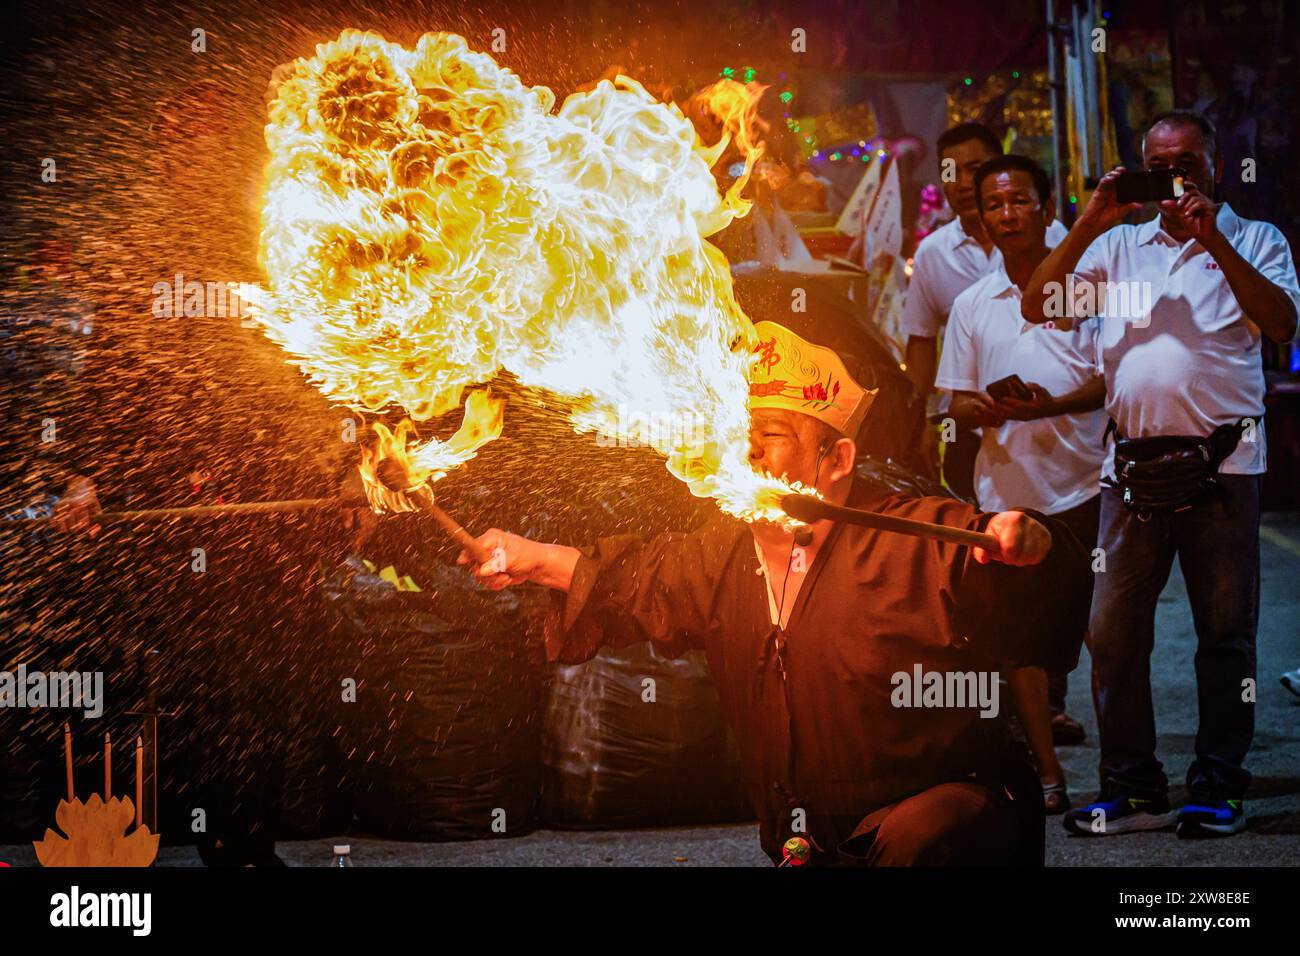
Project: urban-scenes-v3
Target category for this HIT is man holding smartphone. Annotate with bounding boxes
[936,155,1107,814]
[1022,111,1300,838]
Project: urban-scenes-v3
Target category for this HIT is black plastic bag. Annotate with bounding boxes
[324,557,545,841]
[541,642,751,828]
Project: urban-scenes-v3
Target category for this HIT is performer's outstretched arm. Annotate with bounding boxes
[459,525,733,664]
[457,528,582,592]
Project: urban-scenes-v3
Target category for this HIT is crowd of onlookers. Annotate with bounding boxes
[903,111,1298,837]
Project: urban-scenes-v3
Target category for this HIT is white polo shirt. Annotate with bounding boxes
[935,266,1107,514]
[1074,204,1300,476]
[903,216,1069,338]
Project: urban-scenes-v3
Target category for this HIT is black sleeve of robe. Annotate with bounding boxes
[543,521,737,665]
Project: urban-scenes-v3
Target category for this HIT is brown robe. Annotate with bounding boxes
[546,479,1090,863]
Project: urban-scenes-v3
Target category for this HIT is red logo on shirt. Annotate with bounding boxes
[1205,262,1221,270]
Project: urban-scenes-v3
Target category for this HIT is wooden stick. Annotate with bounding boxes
[781,494,1002,556]
[14,484,493,564]
[64,723,74,802]
[135,736,143,828]
[429,503,493,565]
[403,485,493,564]
[9,498,339,526]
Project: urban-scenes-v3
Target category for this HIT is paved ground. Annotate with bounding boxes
[5,514,1298,867]
[1040,510,1300,866]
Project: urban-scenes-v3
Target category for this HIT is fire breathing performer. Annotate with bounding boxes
[461,317,1091,866]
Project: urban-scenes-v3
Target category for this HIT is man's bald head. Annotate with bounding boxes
[1142,110,1217,159]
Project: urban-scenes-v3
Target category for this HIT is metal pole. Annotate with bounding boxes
[1046,0,1071,223]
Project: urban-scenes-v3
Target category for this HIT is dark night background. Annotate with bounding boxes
[1,0,1297,863]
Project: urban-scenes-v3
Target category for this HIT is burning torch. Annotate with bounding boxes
[371,456,493,565]
[11,393,501,567]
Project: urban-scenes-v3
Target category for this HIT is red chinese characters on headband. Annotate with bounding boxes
[753,337,781,371]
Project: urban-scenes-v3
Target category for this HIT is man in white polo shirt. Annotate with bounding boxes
[1022,111,1300,839]
[903,123,1068,496]
[936,154,1106,815]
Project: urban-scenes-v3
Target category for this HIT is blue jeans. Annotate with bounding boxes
[1088,476,1260,801]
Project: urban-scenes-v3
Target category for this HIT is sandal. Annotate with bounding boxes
[1043,781,1071,815]
[1050,712,1087,746]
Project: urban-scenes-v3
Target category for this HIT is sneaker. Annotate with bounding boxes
[1281,669,1300,700]
[1177,798,1246,838]
[1063,792,1176,836]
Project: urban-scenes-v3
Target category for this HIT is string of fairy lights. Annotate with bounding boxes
[717,64,1058,183]
[718,65,888,165]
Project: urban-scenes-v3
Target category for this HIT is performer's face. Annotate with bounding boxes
[748,409,844,490]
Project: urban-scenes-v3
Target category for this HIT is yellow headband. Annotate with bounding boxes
[748,321,876,437]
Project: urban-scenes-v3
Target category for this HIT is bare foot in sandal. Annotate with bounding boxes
[1042,779,1071,815]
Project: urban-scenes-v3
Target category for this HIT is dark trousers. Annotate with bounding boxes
[809,742,1044,866]
[942,427,980,501]
[832,754,1044,866]
[1088,476,1260,801]
[1045,493,1102,714]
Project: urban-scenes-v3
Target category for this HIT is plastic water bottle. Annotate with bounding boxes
[331,844,353,867]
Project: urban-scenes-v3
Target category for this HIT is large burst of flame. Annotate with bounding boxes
[254,30,802,522]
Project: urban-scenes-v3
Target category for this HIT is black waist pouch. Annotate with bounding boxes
[1105,420,1247,516]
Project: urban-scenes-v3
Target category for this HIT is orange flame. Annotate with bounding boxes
[253,31,804,523]
[359,388,504,513]
[689,78,768,210]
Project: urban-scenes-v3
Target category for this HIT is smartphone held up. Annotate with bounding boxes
[1115,168,1186,205]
